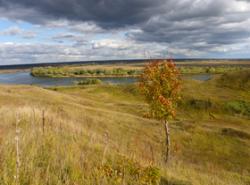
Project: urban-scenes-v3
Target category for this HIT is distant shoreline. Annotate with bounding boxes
[0,69,30,74]
[0,59,250,70]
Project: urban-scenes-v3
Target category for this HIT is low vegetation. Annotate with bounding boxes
[179,66,244,74]
[217,70,250,90]
[224,100,250,117]
[0,69,249,185]
[75,78,102,85]
[30,64,248,78]
[31,66,141,78]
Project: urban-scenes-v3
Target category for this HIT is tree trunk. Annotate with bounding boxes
[164,120,170,163]
[42,110,45,133]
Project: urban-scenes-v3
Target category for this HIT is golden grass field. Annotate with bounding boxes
[0,69,249,185]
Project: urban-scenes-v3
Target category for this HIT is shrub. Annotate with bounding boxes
[99,155,161,185]
[224,100,250,116]
[75,78,102,85]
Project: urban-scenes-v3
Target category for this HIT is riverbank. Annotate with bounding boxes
[0,68,29,74]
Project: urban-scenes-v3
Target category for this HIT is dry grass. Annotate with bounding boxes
[0,71,249,185]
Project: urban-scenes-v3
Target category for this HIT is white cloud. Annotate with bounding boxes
[92,38,131,49]
[0,26,37,38]
[227,1,250,12]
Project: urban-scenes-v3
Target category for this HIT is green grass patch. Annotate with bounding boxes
[224,100,250,117]
[75,78,102,85]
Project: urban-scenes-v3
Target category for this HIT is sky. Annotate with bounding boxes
[0,0,250,65]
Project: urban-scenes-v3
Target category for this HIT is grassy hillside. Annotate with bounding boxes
[217,70,250,90]
[0,71,250,185]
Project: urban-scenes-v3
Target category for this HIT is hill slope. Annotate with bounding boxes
[0,72,249,185]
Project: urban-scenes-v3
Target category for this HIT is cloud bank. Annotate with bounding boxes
[0,0,250,64]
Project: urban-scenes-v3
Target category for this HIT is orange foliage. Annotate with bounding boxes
[139,59,181,120]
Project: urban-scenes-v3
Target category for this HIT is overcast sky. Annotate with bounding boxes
[0,0,250,64]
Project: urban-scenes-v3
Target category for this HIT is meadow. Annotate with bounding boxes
[0,68,249,185]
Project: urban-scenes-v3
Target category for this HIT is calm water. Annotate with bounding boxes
[0,72,212,87]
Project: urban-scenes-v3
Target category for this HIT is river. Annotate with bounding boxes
[0,72,212,87]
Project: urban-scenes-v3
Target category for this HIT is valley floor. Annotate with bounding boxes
[0,71,249,185]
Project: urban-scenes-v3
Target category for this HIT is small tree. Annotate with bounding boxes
[139,59,181,163]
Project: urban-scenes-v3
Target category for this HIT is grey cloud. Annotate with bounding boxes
[52,33,79,40]
[51,33,90,46]
[1,38,192,65]
[0,43,91,64]
[164,0,227,21]
[129,0,250,52]
[237,0,250,2]
[0,0,250,60]
[0,0,166,28]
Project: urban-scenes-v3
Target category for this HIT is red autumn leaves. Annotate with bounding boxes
[139,59,181,120]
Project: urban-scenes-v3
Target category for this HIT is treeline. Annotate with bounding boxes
[31,66,247,78]
[73,68,141,76]
[31,67,142,77]
[179,66,244,74]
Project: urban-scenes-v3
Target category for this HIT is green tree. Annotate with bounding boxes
[139,59,181,162]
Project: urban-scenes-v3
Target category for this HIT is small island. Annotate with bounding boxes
[30,61,246,78]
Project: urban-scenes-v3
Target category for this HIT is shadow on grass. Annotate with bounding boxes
[160,177,192,185]
[222,128,250,140]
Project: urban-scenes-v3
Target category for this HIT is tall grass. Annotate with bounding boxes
[0,70,249,185]
[0,107,161,185]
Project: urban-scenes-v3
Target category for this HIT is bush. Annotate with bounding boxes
[224,100,250,116]
[127,70,136,75]
[75,78,102,85]
[99,155,161,185]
